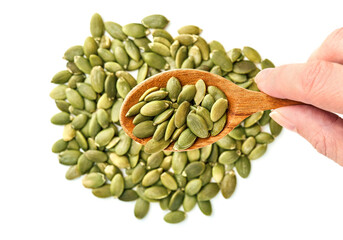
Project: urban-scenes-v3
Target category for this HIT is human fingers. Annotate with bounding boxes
[308,27,343,64]
[255,61,343,113]
[270,105,343,166]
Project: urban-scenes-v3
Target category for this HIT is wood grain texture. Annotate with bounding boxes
[120,69,301,151]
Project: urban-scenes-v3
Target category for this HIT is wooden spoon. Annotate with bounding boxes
[120,69,301,151]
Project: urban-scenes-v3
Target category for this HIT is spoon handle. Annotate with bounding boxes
[234,90,302,116]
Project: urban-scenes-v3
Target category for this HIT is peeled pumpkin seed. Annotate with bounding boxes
[134,198,150,219]
[142,14,169,29]
[243,46,261,63]
[221,170,236,199]
[164,211,186,224]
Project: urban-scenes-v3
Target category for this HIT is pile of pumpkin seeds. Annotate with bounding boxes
[50,13,281,224]
[127,77,229,152]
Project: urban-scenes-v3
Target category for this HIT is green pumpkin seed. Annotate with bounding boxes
[140,101,169,117]
[160,172,178,190]
[241,137,256,155]
[92,184,112,198]
[110,173,125,197]
[212,163,225,183]
[207,86,226,100]
[216,135,236,150]
[95,128,115,147]
[144,186,169,200]
[229,126,246,140]
[227,48,242,62]
[109,153,130,168]
[123,23,149,38]
[152,29,173,42]
[126,102,146,117]
[97,93,114,109]
[146,151,164,169]
[170,40,180,58]
[175,34,198,46]
[243,46,261,63]
[134,198,150,219]
[84,150,108,163]
[124,39,141,62]
[174,128,197,150]
[197,183,219,201]
[169,190,184,211]
[90,13,104,39]
[255,132,274,144]
[83,36,98,57]
[189,45,202,67]
[235,156,251,178]
[104,61,123,73]
[174,101,190,128]
[131,162,146,184]
[153,109,174,125]
[248,144,267,160]
[142,168,163,187]
[114,46,129,69]
[66,88,84,109]
[186,149,200,162]
[111,99,123,123]
[144,138,171,154]
[96,109,109,128]
[114,131,131,155]
[210,50,232,72]
[211,113,226,136]
[244,123,261,136]
[137,63,149,83]
[269,118,283,137]
[50,85,68,100]
[198,200,212,216]
[153,121,168,141]
[171,152,188,174]
[184,161,205,178]
[133,113,152,125]
[210,98,228,122]
[233,60,256,74]
[58,150,81,165]
[51,112,71,125]
[116,77,131,98]
[183,194,197,212]
[160,156,172,171]
[52,139,68,153]
[244,111,263,128]
[259,110,271,126]
[166,76,182,102]
[175,46,188,69]
[142,52,167,69]
[178,25,202,35]
[185,179,202,196]
[63,123,76,141]
[74,56,92,74]
[82,172,106,189]
[149,42,170,57]
[221,170,236,199]
[119,189,138,201]
[177,85,196,104]
[218,150,241,165]
[261,59,275,69]
[164,211,186,224]
[105,21,127,40]
[51,70,72,84]
[201,94,215,111]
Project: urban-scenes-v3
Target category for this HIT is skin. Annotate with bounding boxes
[255,28,343,166]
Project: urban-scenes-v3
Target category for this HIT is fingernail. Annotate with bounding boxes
[269,110,297,133]
[255,68,273,85]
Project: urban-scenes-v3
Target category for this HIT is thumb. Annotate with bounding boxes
[270,105,343,166]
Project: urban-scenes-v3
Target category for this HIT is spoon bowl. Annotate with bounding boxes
[120,69,301,151]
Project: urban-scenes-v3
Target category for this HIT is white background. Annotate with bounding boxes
[0,0,342,239]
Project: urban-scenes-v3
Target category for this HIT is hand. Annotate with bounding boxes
[255,28,343,166]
